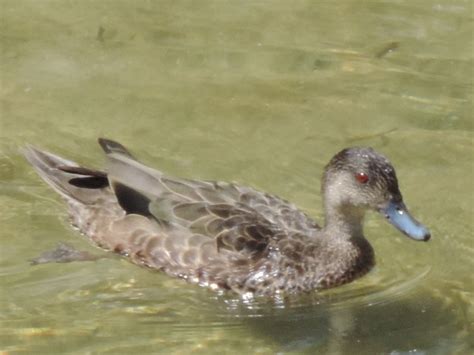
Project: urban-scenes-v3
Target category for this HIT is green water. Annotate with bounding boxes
[1,0,472,353]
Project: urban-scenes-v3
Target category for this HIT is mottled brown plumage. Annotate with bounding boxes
[23,139,430,296]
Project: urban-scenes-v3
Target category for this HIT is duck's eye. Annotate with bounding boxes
[355,172,369,184]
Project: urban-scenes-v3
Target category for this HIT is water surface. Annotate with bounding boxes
[1,0,473,353]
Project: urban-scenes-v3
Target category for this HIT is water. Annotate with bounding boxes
[1,0,472,353]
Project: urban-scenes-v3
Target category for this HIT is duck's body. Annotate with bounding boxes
[23,139,429,296]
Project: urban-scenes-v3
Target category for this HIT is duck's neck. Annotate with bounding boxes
[323,204,366,238]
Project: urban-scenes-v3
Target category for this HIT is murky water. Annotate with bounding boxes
[1,0,472,353]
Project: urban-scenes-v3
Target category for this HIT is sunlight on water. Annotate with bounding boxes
[1,0,473,353]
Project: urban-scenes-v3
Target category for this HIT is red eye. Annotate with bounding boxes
[355,172,369,184]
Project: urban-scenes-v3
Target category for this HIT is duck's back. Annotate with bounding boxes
[24,141,322,294]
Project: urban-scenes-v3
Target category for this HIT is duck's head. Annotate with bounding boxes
[322,147,430,241]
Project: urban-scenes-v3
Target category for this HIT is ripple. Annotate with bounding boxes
[208,265,433,320]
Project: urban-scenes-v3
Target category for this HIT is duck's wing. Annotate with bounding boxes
[100,138,319,232]
[99,139,281,258]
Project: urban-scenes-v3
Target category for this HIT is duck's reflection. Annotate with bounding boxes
[216,288,462,353]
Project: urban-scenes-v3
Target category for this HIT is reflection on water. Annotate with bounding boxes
[217,268,438,352]
[1,0,473,353]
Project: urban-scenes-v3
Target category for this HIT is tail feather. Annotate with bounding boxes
[22,146,109,205]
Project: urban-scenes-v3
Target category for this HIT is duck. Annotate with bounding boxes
[23,139,430,296]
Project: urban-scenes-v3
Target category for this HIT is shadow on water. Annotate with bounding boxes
[250,297,463,353]
[199,268,469,354]
[218,290,466,354]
